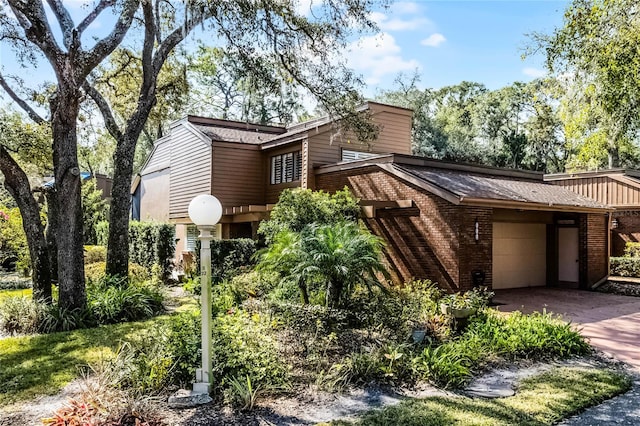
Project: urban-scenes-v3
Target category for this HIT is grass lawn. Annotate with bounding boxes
[0,288,32,300]
[0,316,168,408]
[332,367,631,426]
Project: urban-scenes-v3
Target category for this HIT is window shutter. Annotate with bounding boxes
[342,150,376,162]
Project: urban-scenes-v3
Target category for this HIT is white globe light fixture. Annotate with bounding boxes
[188,194,222,227]
[188,194,223,397]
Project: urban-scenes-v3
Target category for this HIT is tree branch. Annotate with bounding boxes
[77,0,116,36]
[82,81,124,141]
[7,1,63,62]
[45,0,75,49]
[80,0,139,77]
[0,73,46,125]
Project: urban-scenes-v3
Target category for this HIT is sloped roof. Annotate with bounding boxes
[394,164,606,210]
[316,154,611,212]
[192,124,276,145]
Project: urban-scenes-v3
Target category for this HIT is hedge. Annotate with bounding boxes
[195,238,257,283]
[96,221,175,280]
[610,257,640,277]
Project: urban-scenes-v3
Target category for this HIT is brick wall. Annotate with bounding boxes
[611,211,640,256]
[315,166,492,291]
[585,213,608,286]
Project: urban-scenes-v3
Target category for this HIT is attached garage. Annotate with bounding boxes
[315,154,612,292]
[493,222,547,289]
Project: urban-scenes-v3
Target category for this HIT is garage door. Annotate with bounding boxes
[493,223,546,289]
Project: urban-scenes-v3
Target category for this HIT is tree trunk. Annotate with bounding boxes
[44,188,59,284]
[326,281,342,308]
[298,278,309,304]
[106,136,137,279]
[50,86,86,311]
[0,146,52,303]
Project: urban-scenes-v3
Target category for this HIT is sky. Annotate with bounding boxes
[344,0,570,95]
[0,0,570,104]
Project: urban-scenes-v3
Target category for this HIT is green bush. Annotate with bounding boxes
[211,309,289,390]
[0,205,29,274]
[88,281,164,325]
[84,245,107,265]
[96,221,175,281]
[0,296,44,334]
[0,273,31,290]
[40,304,94,333]
[195,238,258,284]
[624,242,640,258]
[256,300,356,334]
[84,262,151,286]
[610,257,640,277]
[258,187,360,243]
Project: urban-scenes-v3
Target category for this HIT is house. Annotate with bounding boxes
[133,102,612,291]
[545,169,640,256]
[131,101,412,252]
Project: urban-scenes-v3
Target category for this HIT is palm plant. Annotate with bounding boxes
[258,221,388,308]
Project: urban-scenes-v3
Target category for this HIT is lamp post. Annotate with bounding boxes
[188,194,222,395]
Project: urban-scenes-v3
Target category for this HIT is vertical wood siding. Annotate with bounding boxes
[552,176,640,206]
[169,125,212,220]
[211,142,264,207]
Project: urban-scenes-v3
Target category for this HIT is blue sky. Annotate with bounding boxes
[0,1,570,104]
[345,0,570,95]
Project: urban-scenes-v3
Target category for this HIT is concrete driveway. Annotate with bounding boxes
[494,288,640,370]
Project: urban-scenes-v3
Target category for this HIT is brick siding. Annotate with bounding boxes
[315,166,492,291]
[583,213,608,286]
[611,211,640,256]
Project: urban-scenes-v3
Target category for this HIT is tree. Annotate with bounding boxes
[188,46,308,125]
[0,0,382,309]
[258,222,388,308]
[0,110,52,302]
[535,0,640,168]
[258,187,360,244]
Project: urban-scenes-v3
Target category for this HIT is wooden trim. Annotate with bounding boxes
[459,197,613,213]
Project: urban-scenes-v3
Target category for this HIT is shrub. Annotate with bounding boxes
[83,245,107,265]
[96,221,175,282]
[0,205,29,274]
[412,343,477,388]
[0,273,31,290]
[88,281,164,325]
[40,304,94,333]
[0,296,44,334]
[84,262,151,286]
[624,242,640,258]
[195,238,258,284]
[258,187,360,243]
[211,309,289,390]
[255,300,356,334]
[610,257,640,277]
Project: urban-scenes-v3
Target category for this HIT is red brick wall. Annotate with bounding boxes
[585,214,608,286]
[315,166,492,291]
[611,211,640,256]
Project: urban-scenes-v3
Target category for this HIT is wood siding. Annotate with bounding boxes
[306,107,412,189]
[140,169,170,222]
[212,142,264,207]
[169,124,212,220]
[552,176,640,207]
[142,136,170,174]
[264,143,303,204]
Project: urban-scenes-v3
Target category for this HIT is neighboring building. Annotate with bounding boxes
[545,169,640,256]
[133,102,612,291]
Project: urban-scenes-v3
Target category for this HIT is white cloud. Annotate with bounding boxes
[390,2,421,15]
[369,11,431,32]
[421,33,446,48]
[346,33,421,86]
[522,67,547,78]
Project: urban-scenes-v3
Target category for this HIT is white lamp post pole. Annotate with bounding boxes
[188,194,222,396]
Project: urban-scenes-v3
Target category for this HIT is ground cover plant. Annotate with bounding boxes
[330,367,631,426]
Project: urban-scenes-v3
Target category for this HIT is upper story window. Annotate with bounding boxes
[271,151,301,184]
[342,149,377,162]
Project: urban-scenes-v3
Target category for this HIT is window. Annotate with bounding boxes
[342,149,377,162]
[185,225,218,251]
[271,151,301,184]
